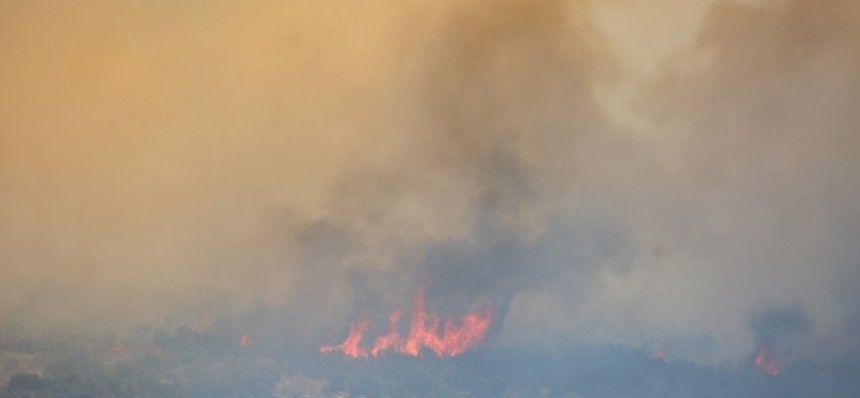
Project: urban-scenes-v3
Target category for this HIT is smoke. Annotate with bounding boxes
[0,0,407,332]
[0,0,621,337]
[287,0,629,342]
[1,0,859,370]
[618,0,860,360]
[749,305,814,365]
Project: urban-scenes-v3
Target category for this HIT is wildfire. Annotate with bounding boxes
[320,319,369,358]
[650,348,667,362]
[320,286,493,358]
[239,334,254,348]
[370,308,402,357]
[754,344,783,376]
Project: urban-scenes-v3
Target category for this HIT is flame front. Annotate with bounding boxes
[320,319,370,358]
[370,308,402,357]
[321,286,493,358]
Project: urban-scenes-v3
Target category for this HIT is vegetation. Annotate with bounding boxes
[0,329,858,398]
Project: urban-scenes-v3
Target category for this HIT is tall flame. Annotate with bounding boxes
[370,308,402,357]
[321,286,493,358]
[320,319,370,358]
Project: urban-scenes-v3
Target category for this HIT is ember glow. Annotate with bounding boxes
[754,344,783,376]
[321,286,493,358]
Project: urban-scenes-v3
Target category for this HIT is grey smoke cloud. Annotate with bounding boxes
[554,0,860,361]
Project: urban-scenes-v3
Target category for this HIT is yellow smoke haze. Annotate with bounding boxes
[1,0,859,364]
[0,0,408,329]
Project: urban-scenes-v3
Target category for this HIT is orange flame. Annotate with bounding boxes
[371,308,402,357]
[321,286,493,358]
[320,319,370,358]
[754,344,783,376]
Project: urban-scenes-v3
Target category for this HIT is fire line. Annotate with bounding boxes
[320,286,493,358]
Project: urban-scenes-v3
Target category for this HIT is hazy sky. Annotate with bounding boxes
[1,0,858,364]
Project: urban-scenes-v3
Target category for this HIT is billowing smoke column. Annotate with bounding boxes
[321,285,493,358]
[290,0,626,356]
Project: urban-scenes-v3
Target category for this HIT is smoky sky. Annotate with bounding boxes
[1,0,858,365]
